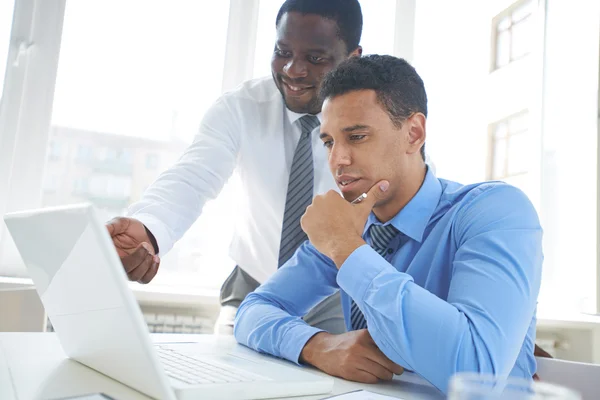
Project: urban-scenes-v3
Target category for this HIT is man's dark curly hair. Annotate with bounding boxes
[276,0,363,53]
[320,55,428,160]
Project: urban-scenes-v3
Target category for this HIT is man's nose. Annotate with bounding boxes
[283,58,308,79]
[329,143,351,167]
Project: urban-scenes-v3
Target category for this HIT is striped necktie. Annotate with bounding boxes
[350,223,400,330]
[278,115,320,267]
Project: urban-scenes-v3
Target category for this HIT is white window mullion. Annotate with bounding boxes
[393,0,417,62]
[0,0,66,272]
[221,0,260,92]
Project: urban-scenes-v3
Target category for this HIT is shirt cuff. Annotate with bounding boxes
[336,244,392,306]
[281,323,325,365]
[128,213,173,257]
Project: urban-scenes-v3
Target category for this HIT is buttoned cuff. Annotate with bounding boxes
[129,213,173,257]
[336,244,393,306]
[281,324,325,365]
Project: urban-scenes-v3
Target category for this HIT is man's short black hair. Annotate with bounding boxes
[275,0,363,53]
[320,55,428,160]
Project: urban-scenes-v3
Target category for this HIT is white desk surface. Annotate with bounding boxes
[0,333,443,400]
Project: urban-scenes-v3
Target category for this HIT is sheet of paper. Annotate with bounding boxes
[322,390,405,400]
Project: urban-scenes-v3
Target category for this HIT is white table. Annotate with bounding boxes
[0,333,444,400]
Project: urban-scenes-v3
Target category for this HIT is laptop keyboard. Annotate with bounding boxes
[155,345,271,385]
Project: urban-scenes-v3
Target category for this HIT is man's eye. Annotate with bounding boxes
[275,49,291,57]
[308,55,325,63]
[323,140,333,148]
[350,135,366,141]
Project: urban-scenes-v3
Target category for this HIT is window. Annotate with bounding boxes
[253,0,397,78]
[47,141,63,161]
[0,1,235,291]
[491,0,535,70]
[72,177,90,194]
[488,111,529,180]
[42,174,59,192]
[146,153,159,170]
[44,0,233,291]
[0,0,14,99]
[75,144,94,162]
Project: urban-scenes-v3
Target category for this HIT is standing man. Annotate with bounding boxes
[106,0,364,334]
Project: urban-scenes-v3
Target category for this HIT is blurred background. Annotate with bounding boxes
[0,0,599,363]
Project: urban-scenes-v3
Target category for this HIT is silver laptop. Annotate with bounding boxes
[3,203,333,400]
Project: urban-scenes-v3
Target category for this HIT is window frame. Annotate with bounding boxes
[487,110,529,181]
[0,0,66,277]
[490,0,535,72]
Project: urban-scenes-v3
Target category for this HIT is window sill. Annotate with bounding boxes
[4,276,600,328]
[537,309,600,330]
[130,282,219,308]
[0,276,219,308]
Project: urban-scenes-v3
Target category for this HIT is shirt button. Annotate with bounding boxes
[387,248,394,254]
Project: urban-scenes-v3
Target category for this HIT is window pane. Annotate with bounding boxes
[43,1,234,290]
[509,111,529,134]
[511,16,533,60]
[495,30,510,69]
[511,0,534,23]
[492,137,507,179]
[358,0,396,56]
[253,0,397,79]
[507,131,529,176]
[0,0,14,99]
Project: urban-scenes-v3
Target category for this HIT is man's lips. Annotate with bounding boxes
[336,175,361,192]
[281,81,315,94]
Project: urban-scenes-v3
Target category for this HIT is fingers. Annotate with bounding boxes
[127,254,156,282]
[106,217,129,237]
[121,242,155,275]
[392,364,405,375]
[365,342,404,376]
[348,369,379,384]
[357,358,394,381]
[138,257,160,284]
[354,180,390,217]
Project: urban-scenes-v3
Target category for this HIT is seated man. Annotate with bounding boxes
[234,55,542,393]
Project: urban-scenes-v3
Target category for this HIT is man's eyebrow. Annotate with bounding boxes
[319,132,330,140]
[342,124,370,132]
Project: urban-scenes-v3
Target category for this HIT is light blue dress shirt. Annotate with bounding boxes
[234,168,543,393]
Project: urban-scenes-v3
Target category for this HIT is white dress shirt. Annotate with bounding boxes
[128,77,338,283]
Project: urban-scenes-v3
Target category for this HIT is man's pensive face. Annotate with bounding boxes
[320,89,425,213]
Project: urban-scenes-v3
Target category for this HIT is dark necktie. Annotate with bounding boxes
[278,115,320,267]
[350,223,400,330]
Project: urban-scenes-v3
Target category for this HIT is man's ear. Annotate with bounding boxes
[349,46,362,57]
[406,113,426,156]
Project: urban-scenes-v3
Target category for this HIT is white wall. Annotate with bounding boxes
[540,0,599,313]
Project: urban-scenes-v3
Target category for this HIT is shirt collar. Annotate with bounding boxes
[285,107,322,125]
[364,167,442,243]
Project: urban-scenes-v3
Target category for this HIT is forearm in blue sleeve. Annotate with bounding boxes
[234,242,339,364]
[337,189,542,392]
